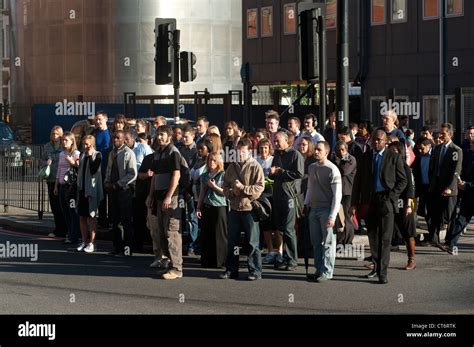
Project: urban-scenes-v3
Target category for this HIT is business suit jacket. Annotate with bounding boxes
[351,147,407,213]
[429,142,463,196]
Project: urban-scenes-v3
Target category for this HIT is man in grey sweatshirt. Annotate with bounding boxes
[304,141,342,282]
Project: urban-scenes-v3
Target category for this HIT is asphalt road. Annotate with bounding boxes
[0,227,473,315]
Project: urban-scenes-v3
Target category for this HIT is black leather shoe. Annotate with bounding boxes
[365,269,377,278]
[379,276,388,284]
[274,262,288,271]
[316,275,330,282]
[219,271,238,279]
[438,244,454,254]
[418,240,431,247]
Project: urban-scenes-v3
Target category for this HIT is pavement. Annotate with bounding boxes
[0,205,473,315]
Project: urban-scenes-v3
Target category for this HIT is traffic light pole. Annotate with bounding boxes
[336,0,349,130]
[173,30,181,123]
[318,13,327,132]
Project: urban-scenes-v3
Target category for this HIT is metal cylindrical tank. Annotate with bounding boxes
[9,0,242,108]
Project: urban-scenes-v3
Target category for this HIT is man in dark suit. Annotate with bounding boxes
[350,129,407,284]
[426,123,463,246]
[440,125,473,254]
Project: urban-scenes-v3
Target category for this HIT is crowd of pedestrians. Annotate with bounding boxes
[41,110,474,283]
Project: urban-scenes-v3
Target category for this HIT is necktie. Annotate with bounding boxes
[438,145,447,175]
[373,153,379,190]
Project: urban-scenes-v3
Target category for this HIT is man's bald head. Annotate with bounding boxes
[371,129,388,152]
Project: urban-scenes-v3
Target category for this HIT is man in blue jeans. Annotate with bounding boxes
[304,141,342,282]
[220,138,265,281]
[178,126,199,256]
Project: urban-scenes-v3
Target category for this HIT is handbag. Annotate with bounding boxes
[286,181,304,220]
[38,165,51,179]
[63,166,78,185]
[231,164,272,221]
[335,205,346,233]
[406,144,415,167]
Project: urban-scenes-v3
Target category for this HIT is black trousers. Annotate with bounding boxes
[274,198,298,267]
[417,184,433,231]
[132,185,150,251]
[200,204,228,268]
[446,202,473,248]
[110,188,134,254]
[427,195,456,244]
[366,193,395,279]
[47,181,67,236]
[98,172,108,227]
[337,195,355,245]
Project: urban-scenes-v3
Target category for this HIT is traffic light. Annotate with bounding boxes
[180,51,197,82]
[155,18,176,85]
[299,9,319,81]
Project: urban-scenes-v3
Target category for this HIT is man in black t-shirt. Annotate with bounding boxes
[146,125,183,280]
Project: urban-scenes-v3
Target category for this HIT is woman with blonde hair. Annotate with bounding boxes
[207,125,221,137]
[54,132,80,244]
[196,152,228,268]
[42,126,67,237]
[76,135,103,253]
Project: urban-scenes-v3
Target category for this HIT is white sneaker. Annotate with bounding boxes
[76,242,86,251]
[150,258,162,268]
[48,232,56,238]
[84,243,95,253]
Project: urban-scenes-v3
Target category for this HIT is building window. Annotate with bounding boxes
[446,0,463,17]
[284,3,296,35]
[423,0,438,19]
[261,6,273,37]
[391,0,407,23]
[247,9,258,39]
[423,96,440,131]
[371,0,386,26]
[446,95,456,129]
[326,0,337,30]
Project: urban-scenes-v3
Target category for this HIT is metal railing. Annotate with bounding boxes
[0,144,50,219]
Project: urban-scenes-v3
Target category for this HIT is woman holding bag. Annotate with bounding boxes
[196,152,228,268]
[76,135,103,253]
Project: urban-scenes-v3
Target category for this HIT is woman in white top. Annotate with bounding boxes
[54,132,80,244]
